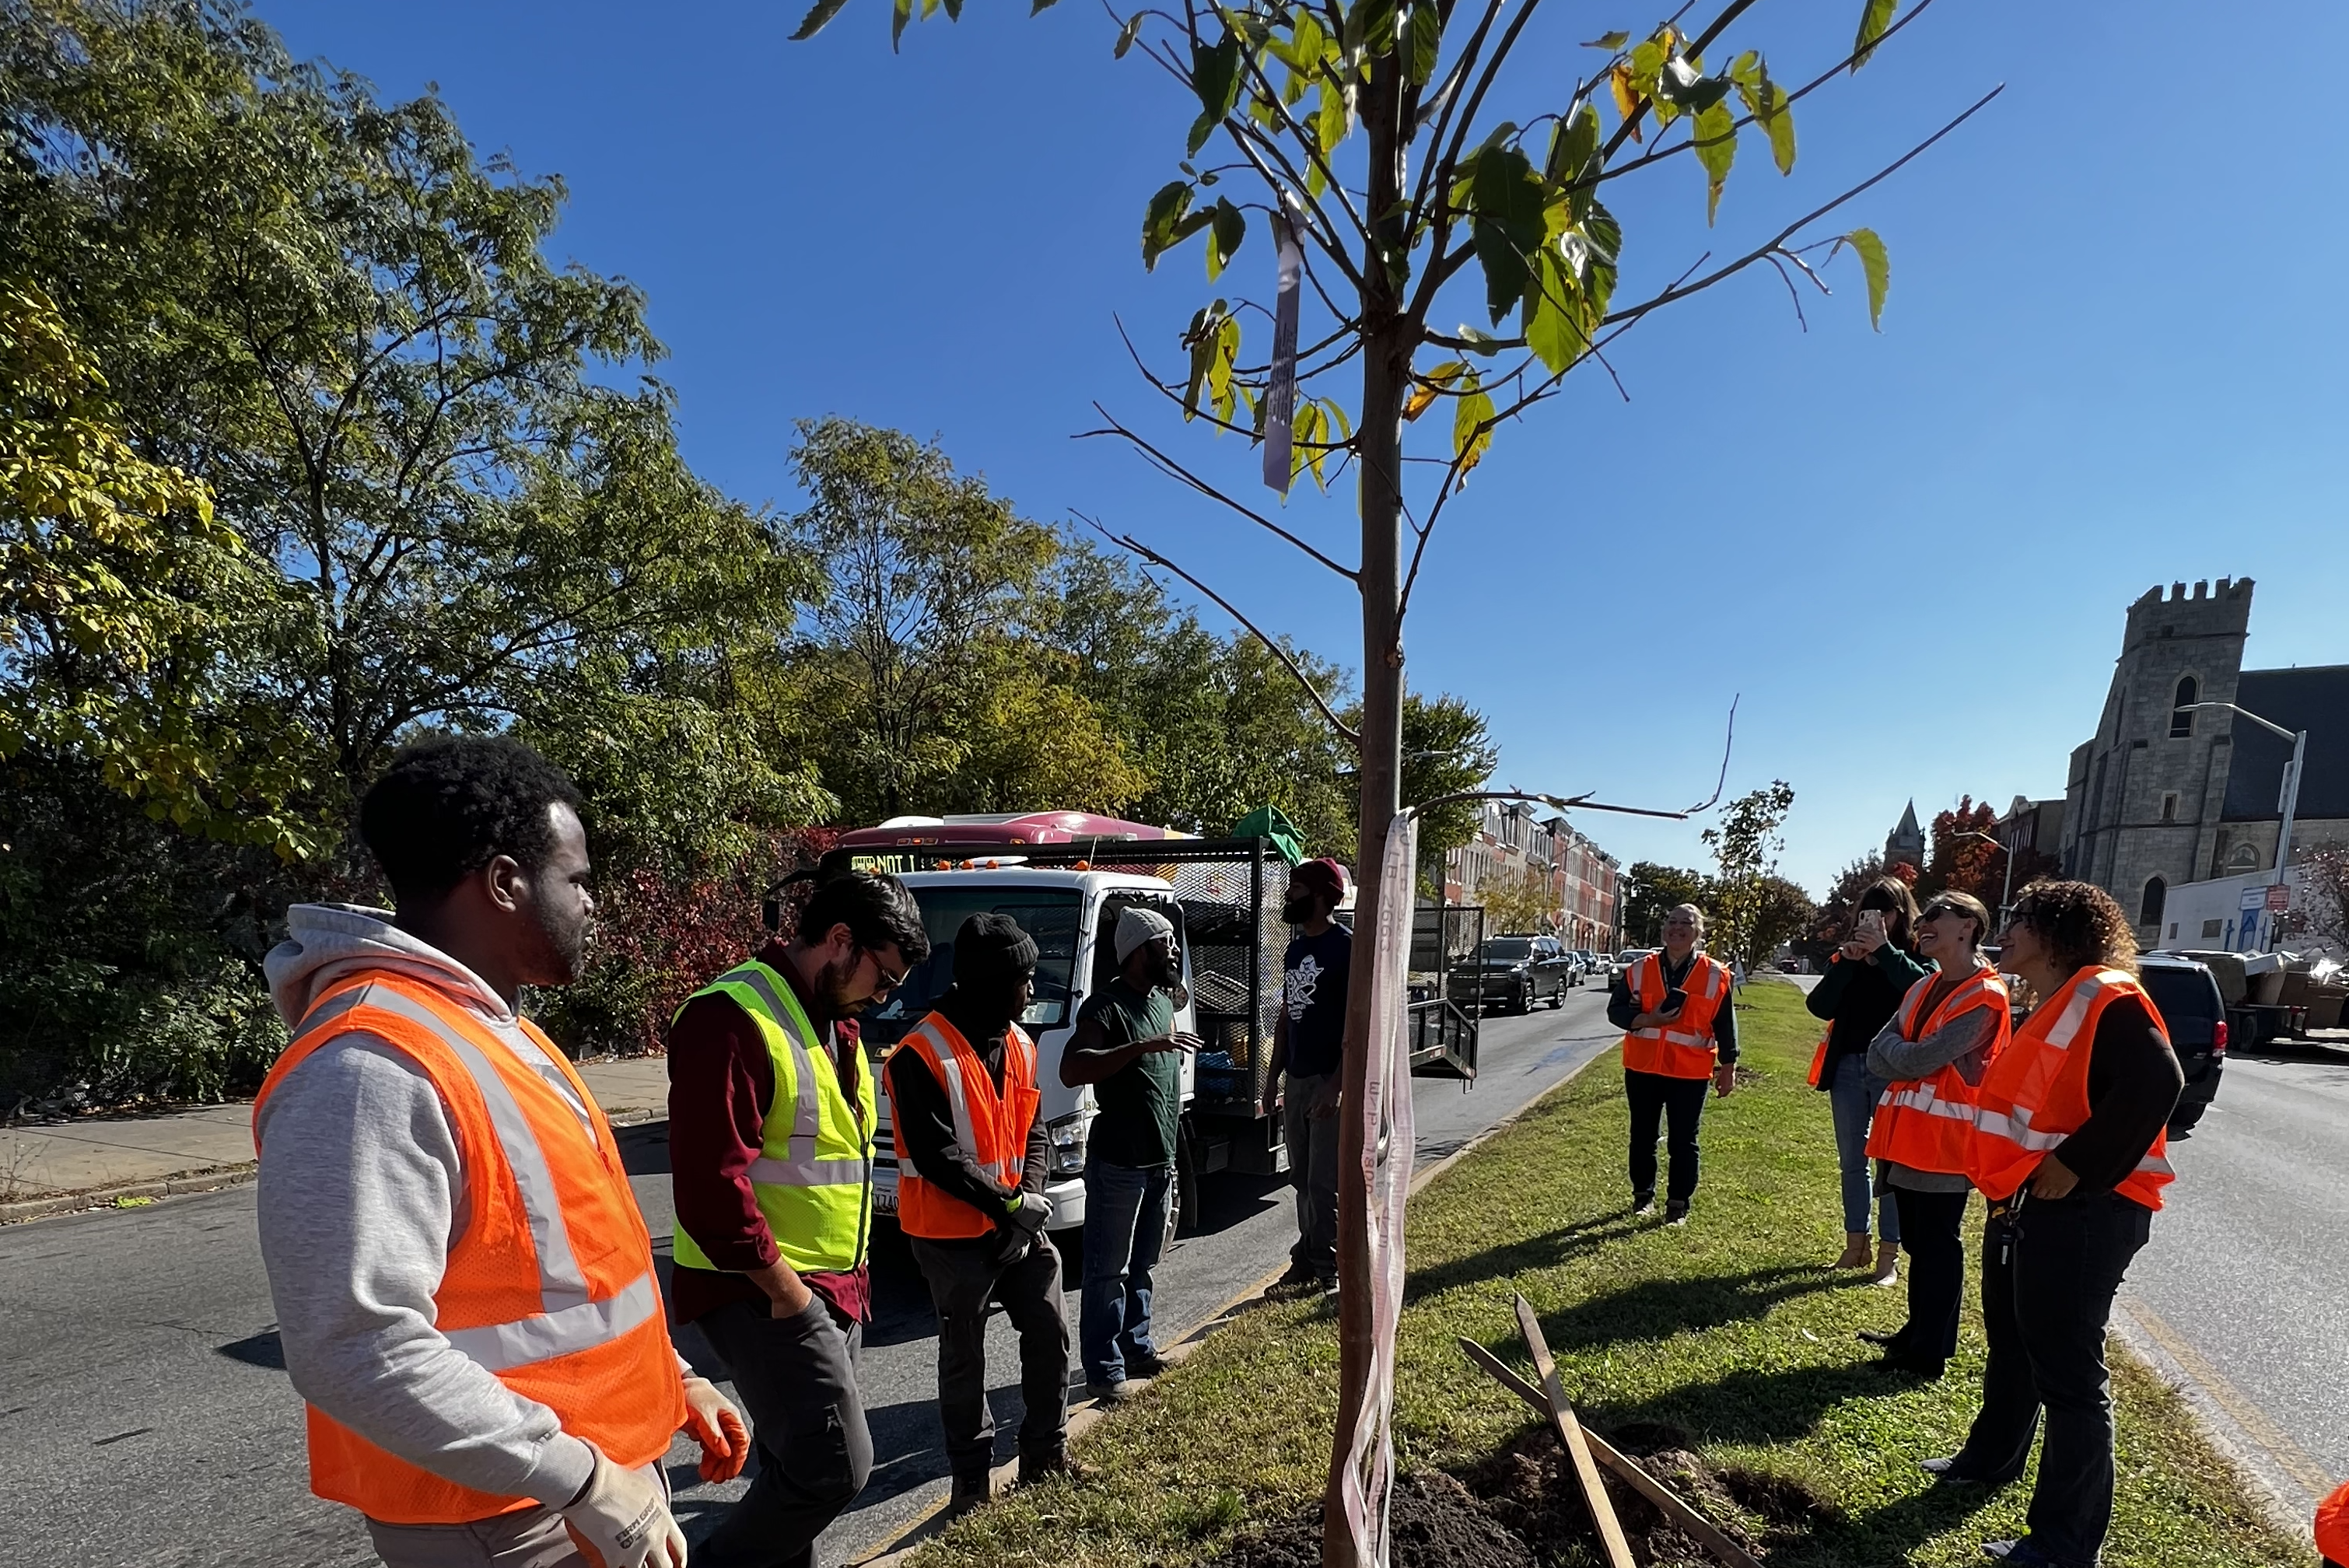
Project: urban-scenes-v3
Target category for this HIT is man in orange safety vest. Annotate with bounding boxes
[1606,902,1738,1224]
[884,912,1073,1517]
[254,738,747,1568]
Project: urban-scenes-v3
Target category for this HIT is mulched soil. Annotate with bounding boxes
[1206,1423,1841,1568]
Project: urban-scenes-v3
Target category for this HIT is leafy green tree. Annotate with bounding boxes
[1703,779,1794,964]
[2,0,805,859]
[1742,871,1816,968]
[1398,691,1497,862]
[802,0,1982,1522]
[1619,859,1708,947]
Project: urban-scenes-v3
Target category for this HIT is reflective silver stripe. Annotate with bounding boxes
[1974,1108,2068,1152]
[906,1023,1023,1187]
[2136,1153,2174,1178]
[749,1155,872,1185]
[2041,971,2114,1050]
[721,965,824,1171]
[442,1270,660,1374]
[317,984,592,1312]
[1885,1083,1979,1123]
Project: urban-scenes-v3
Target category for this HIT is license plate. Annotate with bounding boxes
[872,1188,898,1214]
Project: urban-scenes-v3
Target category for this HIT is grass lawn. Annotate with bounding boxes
[912,981,2308,1568]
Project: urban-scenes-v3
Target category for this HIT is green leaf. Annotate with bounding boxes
[1452,375,1495,476]
[789,0,853,40]
[1207,198,1247,280]
[1521,247,1585,373]
[1211,313,1241,422]
[1757,79,1794,174]
[1143,180,1196,270]
[1693,100,1735,224]
[1840,227,1889,328]
[1182,302,1238,419]
[892,0,912,51]
[1466,145,1545,322]
[1546,100,1602,210]
[1583,30,1629,50]
[1345,0,1397,58]
[1316,78,1350,158]
[1115,9,1146,54]
[1852,0,1896,72]
[1403,359,1468,420]
[1406,1,1440,86]
[1453,324,1507,356]
[1189,33,1242,154]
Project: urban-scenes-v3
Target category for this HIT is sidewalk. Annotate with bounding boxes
[0,1055,672,1223]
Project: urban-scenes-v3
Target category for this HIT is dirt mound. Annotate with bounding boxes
[1210,1470,1536,1568]
[1206,1429,1797,1568]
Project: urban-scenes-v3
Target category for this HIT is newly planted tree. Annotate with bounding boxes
[793,0,1987,1557]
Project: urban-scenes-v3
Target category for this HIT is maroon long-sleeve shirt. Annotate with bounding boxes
[666,942,870,1325]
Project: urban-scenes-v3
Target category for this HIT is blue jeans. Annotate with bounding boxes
[1827,1052,1900,1242]
[1080,1158,1171,1384]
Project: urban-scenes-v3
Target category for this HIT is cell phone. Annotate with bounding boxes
[1857,909,1886,940]
[1660,986,1688,1015]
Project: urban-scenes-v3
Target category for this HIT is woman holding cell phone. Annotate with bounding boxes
[1805,877,1928,1281]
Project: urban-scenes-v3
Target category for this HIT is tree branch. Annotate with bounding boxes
[1075,405,1360,580]
[1075,513,1360,746]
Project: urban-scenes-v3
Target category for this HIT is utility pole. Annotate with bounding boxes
[2186,702,2307,950]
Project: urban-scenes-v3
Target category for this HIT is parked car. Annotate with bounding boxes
[1448,934,1571,1013]
[2139,952,2228,1136]
[1574,949,1601,985]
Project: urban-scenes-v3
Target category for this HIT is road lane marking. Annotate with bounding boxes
[2118,1293,2333,1509]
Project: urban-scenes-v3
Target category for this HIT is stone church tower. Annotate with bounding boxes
[1884,801,1925,872]
[2059,579,2254,938]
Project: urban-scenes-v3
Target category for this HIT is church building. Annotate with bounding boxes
[2057,578,2349,945]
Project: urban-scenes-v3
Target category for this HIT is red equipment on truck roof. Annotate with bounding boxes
[833,812,1185,851]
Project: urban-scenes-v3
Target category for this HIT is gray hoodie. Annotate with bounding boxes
[254,904,613,1511]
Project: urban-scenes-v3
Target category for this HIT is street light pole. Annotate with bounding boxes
[2184,701,2308,950]
[1959,828,2015,926]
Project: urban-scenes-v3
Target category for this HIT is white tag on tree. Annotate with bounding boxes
[1261,205,1302,493]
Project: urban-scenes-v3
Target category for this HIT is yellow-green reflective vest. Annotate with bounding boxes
[670,960,875,1277]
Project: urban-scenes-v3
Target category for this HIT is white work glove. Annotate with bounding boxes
[560,1447,687,1568]
[1007,1189,1053,1234]
[681,1375,751,1484]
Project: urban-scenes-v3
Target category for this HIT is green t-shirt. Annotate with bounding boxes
[1081,978,1181,1169]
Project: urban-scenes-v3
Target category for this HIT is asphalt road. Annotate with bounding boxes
[2116,1046,2349,1522]
[0,985,1626,1567]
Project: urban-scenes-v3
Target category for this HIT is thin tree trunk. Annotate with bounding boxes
[1323,62,1409,1568]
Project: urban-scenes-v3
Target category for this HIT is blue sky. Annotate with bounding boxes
[264,0,2349,894]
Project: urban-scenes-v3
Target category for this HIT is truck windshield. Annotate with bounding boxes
[858,887,1083,1052]
[1481,939,1534,960]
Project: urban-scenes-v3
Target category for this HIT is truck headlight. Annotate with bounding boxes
[1047,1111,1089,1178]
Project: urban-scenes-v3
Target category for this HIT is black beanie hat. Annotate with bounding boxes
[953,912,1038,989]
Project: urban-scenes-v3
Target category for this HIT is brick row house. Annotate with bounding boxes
[1441,801,1622,951]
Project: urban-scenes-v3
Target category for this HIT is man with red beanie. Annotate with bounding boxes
[1269,856,1350,1293]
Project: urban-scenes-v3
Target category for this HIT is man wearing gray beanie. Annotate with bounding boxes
[1060,904,1202,1401]
[884,912,1073,1515]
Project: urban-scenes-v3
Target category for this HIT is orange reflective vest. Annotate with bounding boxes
[2316,1477,2349,1564]
[1621,952,1730,1080]
[1865,964,2011,1176]
[887,1013,1041,1240]
[253,971,684,1525]
[1969,966,2177,1210]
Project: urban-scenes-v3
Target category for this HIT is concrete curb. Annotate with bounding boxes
[0,1105,664,1227]
[850,1042,1616,1567]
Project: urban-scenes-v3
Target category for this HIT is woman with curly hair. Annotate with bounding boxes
[1924,881,2185,1568]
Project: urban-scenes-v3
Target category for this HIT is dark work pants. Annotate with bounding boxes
[1282,1070,1341,1277]
[908,1232,1071,1486]
[1623,1069,1710,1204]
[1955,1192,2153,1566]
[1889,1185,1969,1366]
[694,1294,873,1568]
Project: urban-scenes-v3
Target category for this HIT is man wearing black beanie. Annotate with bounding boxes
[883,912,1073,1516]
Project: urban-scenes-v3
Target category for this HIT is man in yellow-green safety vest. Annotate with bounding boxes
[667,867,932,1568]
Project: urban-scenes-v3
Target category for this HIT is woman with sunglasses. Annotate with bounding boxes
[1861,891,2008,1379]
[1806,877,1930,1280]
[1926,881,2184,1568]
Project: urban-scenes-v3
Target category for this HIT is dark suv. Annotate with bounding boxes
[1450,934,1570,1013]
[2139,953,2228,1136]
